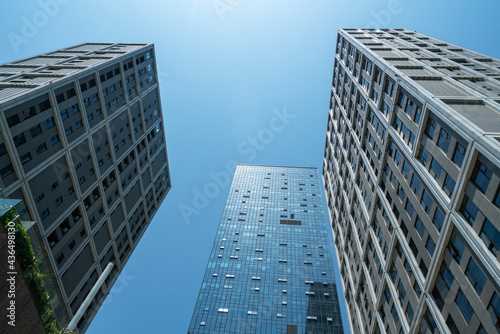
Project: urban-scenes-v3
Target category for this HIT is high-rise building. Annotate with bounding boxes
[188,164,344,333]
[323,28,500,334]
[0,43,171,333]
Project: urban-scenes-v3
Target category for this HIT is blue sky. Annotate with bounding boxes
[1,1,500,333]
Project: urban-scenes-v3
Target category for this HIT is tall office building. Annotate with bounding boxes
[188,164,344,333]
[0,43,170,333]
[323,28,500,334]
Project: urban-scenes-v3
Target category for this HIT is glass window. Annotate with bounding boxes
[443,174,456,197]
[414,106,422,124]
[415,216,425,238]
[421,189,433,213]
[440,263,454,290]
[46,117,55,129]
[480,219,500,257]
[465,257,486,295]
[471,160,492,194]
[425,118,437,139]
[453,142,466,166]
[429,158,443,181]
[418,146,430,166]
[450,231,465,263]
[394,150,402,166]
[402,161,411,179]
[460,195,479,226]
[60,109,69,120]
[488,292,500,331]
[456,289,474,323]
[437,128,451,152]
[406,303,414,324]
[405,200,414,218]
[433,208,444,232]
[410,174,420,194]
[426,237,435,256]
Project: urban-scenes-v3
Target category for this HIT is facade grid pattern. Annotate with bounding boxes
[323,29,500,334]
[0,43,171,333]
[188,164,344,334]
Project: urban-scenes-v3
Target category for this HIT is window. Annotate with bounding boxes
[394,150,402,166]
[466,257,486,295]
[414,106,422,124]
[29,124,42,138]
[92,93,99,102]
[65,126,73,136]
[415,216,425,238]
[488,292,500,330]
[68,187,74,195]
[455,289,474,323]
[13,133,26,147]
[440,263,454,290]
[405,200,414,218]
[19,152,32,164]
[429,158,442,181]
[437,128,451,152]
[450,231,465,262]
[480,219,500,257]
[84,98,90,107]
[460,195,479,226]
[51,135,60,145]
[6,114,20,127]
[41,209,50,219]
[453,143,466,166]
[410,174,420,194]
[71,104,78,114]
[438,170,453,195]
[76,121,82,129]
[421,189,433,213]
[66,88,76,98]
[418,146,430,166]
[406,303,414,324]
[471,160,492,193]
[425,118,437,139]
[79,176,85,185]
[426,237,435,256]
[402,161,411,179]
[433,208,444,231]
[60,109,69,120]
[35,193,44,203]
[46,117,55,129]
[55,196,63,207]
[103,88,108,96]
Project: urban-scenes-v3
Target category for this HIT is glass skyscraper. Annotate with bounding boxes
[188,164,344,333]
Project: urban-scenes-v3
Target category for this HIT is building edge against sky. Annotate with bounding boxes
[323,28,500,333]
[0,43,171,333]
[188,164,344,333]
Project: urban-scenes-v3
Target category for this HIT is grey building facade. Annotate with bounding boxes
[323,29,500,333]
[0,43,171,333]
[188,164,344,333]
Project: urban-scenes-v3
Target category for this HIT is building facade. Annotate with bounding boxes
[188,164,344,333]
[323,28,500,334]
[0,43,171,333]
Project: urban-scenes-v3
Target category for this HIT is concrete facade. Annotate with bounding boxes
[322,29,500,334]
[0,43,171,333]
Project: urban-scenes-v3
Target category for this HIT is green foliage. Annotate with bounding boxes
[1,208,61,333]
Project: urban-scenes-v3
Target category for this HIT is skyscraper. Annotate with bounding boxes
[323,28,500,333]
[188,164,344,333]
[0,43,170,333]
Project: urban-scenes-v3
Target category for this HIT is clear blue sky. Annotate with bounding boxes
[1,1,499,333]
